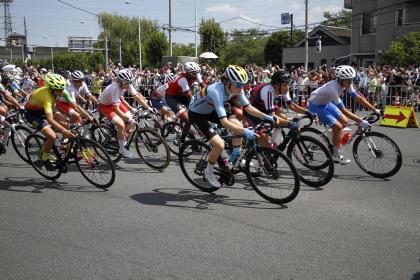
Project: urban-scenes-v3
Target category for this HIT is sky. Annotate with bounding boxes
[9,0,347,47]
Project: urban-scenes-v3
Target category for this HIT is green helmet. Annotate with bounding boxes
[45,73,67,90]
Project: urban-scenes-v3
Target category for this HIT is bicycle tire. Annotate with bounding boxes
[75,138,116,188]
[352,131,402,178]
[178,139,219,193]
[134,127,170,170]
[300,127,332,153]
[161,121,182,155]
[90,124,121,163]
[245,146,300,205]
[11,125,33,163]
[286,135,334,187]
[24,134,62,181]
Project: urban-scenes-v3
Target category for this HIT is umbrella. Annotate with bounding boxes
[2,64,16,72]
[199,52,218,59]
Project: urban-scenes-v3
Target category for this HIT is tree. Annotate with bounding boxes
[220,29,268,66]
[199,18,226,56]
[97,13,167,67]
[146,32,168,66]
[263,30,304,66]
[380,31,420,66]
[172,43,196,57]
[321,9,352,28]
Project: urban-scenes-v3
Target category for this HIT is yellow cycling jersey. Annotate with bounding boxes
[25,86,72,114]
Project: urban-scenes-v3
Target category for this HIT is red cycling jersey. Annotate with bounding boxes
[165,73,196,97]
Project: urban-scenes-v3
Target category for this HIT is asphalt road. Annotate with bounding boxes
[1,121,419,280]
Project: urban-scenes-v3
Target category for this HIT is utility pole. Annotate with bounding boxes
[290,14,293,45]
[23,16,27,62]
[304,0,308,72]
[119,37,122,64]
[169,0,172,56]
[138,16,142,69]
[105,36,109,72]
[194,0,197,57]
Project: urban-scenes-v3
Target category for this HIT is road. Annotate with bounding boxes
[1,122,419,280]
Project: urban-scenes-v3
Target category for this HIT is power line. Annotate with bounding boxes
[56,0,98,16]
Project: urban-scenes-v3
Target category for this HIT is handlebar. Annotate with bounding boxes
[291,113,314,128]
[363,111,381,124]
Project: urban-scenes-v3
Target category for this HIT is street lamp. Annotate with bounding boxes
[124,0,142,69]
[43,36,54,73]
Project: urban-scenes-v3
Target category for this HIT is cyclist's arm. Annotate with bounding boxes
[128,84,150,110]
[348,84,376,112]
[45,111,70,134]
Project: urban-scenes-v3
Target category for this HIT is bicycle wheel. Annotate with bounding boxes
[11,125,33,163]
[75,138,116,188]
[287,135,334,188]
[25,134,62,181]
[245,146,300,205]
[134,127,170,170]
[300,127,332,153]
[90,124,121,163]
[352,131,402,178]
[161,121,182,155]
[178,139,219,193]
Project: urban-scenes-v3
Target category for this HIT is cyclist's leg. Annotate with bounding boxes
[25,110,55,161]
[165,95,188,122]
[99,104,126,150]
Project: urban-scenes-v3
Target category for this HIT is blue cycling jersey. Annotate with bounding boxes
[189,82,249,118]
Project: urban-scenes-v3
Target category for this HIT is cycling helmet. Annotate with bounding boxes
[225,65,248,85]
[335,65,356,80]
[184,62,200,73]
[164,73,176,83]
[270,71,291,85]
[45,73,67,90]
[1,75,11,85]
[117,69,134,83]
[71,70,85,81]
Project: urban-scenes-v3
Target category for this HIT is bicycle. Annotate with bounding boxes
[300,112,402,178]
[178,121,300,205]
[24,122,116,189]
[274,115,335,188]
[0,113,35,163]
[90,109,171,170]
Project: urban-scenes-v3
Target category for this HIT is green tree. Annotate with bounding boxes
[220,29,268,66]
[146,32,168,66]
[172,43,196,57]
[321,9,352,28]
[380,31,420,66]
[97,13,167,67]
[263,30,305,66]
[199,18,226,56]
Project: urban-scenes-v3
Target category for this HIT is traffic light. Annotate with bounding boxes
[316,39,322,53]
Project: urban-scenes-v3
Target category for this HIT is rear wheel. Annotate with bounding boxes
[135,127,170,170]
[90,124,121,163]
[161,121,182,155]
[11,125,33,163]
[25,134,62,181]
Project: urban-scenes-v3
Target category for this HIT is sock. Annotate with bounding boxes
[333,146,340,157]
[206,161,214,173]
[118,139,125,150]
[41,150,49,161]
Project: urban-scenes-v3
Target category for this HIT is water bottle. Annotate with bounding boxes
[272,128,284,146]
[221,149,232,170]
[340,132,350,145]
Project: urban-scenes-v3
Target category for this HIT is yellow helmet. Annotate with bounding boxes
[45,74,66,90]
[226,65,248,85]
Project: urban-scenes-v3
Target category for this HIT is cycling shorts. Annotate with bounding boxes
[165,95,191,116]
[150,98,166,110]
[308,102,342,127]
[99,103,130,122]
[56,101,75,116]
[25,110,49,131]
[188,111,221,141]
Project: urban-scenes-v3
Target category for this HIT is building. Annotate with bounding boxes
[347,0,420,66]
[282,25,351,70]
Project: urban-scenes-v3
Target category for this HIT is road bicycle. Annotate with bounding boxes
[25,122,116,189]
[300,112,402,178]
[178,121,300,205]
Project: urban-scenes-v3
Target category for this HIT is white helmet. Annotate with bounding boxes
[184,62,200,73]
[117,69,134,83]
[225,65,248,85]
[335,65,356,80]
[71,70,84,81]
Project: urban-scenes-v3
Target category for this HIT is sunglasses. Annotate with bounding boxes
[231,82,245,89]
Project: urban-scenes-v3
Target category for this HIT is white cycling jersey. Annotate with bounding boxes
[98,82,138,105]
[57,81,92,103]
[308,80,345,106]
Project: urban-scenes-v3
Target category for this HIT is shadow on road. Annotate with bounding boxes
[333,174,390,182]
[131,188,287,210]
[412,272,420,280]
[0,177,107,193]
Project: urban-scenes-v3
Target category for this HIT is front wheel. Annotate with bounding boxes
[90,124,121,163]
[75,139,116,189]
[352,131,402,178]
[286,135,334,188]
[11,125,33,163]
[161,121,182,155]
[135,127,171,170]
[245,146,300,205]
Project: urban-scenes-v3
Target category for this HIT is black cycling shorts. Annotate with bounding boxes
[165,95,191,115]
[188,111,222,141]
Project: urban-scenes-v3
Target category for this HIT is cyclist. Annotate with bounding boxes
[188,65,278,188]
[54,70,96,127]
[308,65,382,164]
[150,73,176,123]
[24,74,76,170]
[164,62,202,122]
[68,70,98,107]
[0,76,23,111]
[98,68,154,158]
[246,70,306,146]
[2,75,26,100]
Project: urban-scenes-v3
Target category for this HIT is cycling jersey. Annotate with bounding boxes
[0,84,11,96]
[98,82,138,105]
[25,86,72,114]
[57,82,92,103]
[189,82,249,119]
[308,80,346,106]
[165,73,201,97]
[249,83,292,113]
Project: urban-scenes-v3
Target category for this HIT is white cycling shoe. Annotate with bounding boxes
[333,154,351,165]
[204,168,221,188]
[119,147,133,158]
